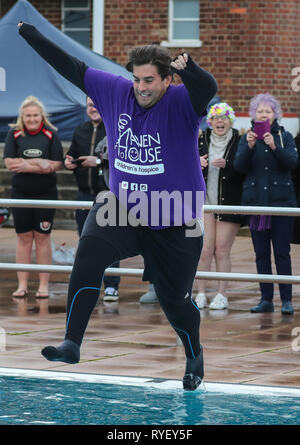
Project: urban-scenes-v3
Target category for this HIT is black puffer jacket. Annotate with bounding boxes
[199,128,245,225]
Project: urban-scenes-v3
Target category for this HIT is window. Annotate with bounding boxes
[161,0,201,48]
[62,0,90,47]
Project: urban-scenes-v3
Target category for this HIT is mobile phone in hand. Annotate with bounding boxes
[253,120,271,140]
[71,158,84,165]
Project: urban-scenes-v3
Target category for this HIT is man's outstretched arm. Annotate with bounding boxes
[171,53,218,117]
[18,22,88,92]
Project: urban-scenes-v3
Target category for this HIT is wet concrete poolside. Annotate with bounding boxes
[0,227,299,388]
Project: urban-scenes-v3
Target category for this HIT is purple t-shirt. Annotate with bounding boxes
[84,68,205,229]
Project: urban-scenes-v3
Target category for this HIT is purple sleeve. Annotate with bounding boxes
[84,68,131,118]
[171,84,202,131]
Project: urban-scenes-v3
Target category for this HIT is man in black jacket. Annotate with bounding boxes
[65,96,120,301]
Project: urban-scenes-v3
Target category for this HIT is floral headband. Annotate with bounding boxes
[207,102,235,128]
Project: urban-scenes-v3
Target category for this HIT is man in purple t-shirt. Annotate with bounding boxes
[18,22,217,390]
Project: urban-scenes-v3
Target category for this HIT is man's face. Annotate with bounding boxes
[86,98,101,123]
[133,64,172,108]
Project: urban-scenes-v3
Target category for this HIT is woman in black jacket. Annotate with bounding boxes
[234,93,298,314]
[195,103,245,310]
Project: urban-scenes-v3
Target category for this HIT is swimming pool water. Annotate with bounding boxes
[0,374,299,425]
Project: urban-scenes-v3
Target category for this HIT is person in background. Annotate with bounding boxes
[3,95,63,298]
[64,97,120,302]
[234,93,298,315]
[198,96,221,131]
[139,282,158,304]
[195,102,245,310]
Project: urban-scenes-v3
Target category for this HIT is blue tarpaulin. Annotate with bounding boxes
[0,0,132,141]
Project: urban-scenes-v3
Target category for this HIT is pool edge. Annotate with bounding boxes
[0,366,300,397]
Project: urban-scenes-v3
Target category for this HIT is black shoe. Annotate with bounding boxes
[281,301,294,315]
[41,339,80,364]
[250,300,274,313]
[183,346,204,391]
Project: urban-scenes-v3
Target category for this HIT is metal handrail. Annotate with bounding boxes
[1,199,300,215]
[0,263,299,284]
[1,199,299,283]
[0,199,92,210]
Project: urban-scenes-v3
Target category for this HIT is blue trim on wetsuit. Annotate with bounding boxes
[172,325,196,359]
[171,297,201,359]
[66,286,101,331]
[191,298,200,312]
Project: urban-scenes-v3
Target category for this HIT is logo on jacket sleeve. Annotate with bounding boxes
[42,128,53,140]
[13,130,22,139]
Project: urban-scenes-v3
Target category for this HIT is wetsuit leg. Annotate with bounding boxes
[41,236,120,363]
[41,196,142,363]
[141,225,203,359]
[141,225,204,390]
[154,282,201,359]
[154,281,204,391]
[64,236,120,345]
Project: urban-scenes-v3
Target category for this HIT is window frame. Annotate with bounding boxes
[61,0,91,47]
[161,0,202,48]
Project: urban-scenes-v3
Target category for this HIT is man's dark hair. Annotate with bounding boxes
[126,45,172,79]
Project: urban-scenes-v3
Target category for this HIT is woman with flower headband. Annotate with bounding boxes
[195,102,245,310]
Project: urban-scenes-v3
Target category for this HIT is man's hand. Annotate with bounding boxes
[78,155,98,168]
[171,53,188,71]
[65,155,77,170]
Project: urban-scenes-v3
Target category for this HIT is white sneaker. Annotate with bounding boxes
[103,287,119,302]
[195,293,207,309]
[139,284,158,304]
[209,293,228,310]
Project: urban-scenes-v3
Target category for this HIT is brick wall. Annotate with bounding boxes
[103,0,300,116]
[103,0,169,64]
[2,0,300,116]
[196,1,300,116]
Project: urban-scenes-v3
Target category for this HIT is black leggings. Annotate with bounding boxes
[64,235,202,359]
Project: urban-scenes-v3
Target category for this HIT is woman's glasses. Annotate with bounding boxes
[211,115,229,121]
